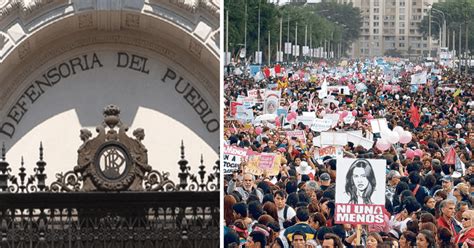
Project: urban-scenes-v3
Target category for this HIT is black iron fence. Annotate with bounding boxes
[0,105,220,248]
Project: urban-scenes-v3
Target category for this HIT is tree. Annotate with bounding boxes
[418,0,474,52]
[224,0,363,63]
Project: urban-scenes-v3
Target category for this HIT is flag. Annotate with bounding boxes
[409,103,421,128]
[264,67,271,78]
[443,147,456,165]
[275,64,281,74]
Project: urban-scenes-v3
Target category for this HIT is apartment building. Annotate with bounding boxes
[338,0,441,58]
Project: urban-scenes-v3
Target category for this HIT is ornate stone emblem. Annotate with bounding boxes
[74,105,151,191]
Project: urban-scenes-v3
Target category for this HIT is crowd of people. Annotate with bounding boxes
[223,58,474,248]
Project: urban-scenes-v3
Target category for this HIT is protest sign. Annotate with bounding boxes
[277,108,288,118]
[314,146,343,161]
[323,113,340,128]
[230,101,242,116]
[296,115,315,127]
[335,158,386,225]
[327,86,351,95]
[370,118,389,134]
[245,153,281,176]
[311,118,333,132]
[248,89,265,101]
[343,114,355,124]
[223,145,249,174]
[263,90,281,115]
[236,105,254,122]
[410,71,427,85]
[286,130,306,145]
[320,132,348,146]
[346,132,374,150]
[318,79,328,99]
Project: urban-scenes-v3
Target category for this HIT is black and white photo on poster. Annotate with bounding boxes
[335,158,386,205]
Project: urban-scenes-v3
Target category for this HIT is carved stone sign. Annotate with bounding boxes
[0,51,219,139]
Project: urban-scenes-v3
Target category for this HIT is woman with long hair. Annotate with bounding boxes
[224,195,237,226]
[416,230,436,248]
[344,159,377,204]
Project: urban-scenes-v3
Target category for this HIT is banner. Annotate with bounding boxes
[223,145,249,174]
[335,158,386,225]
[263,90,281,115]
[245,153,281,176]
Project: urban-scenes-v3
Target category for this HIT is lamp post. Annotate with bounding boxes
[430,8,447,48]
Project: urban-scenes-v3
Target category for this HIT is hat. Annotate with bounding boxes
[319,173,331,181]
[441,175,452,182]
[455,123,462,129]
[296,161,315,176]
[431,159,441,167]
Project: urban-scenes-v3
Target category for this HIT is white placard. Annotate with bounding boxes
[335,158,386,225]
[311,118,333,132]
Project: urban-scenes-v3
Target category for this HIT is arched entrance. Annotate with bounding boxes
[0,0,220,181]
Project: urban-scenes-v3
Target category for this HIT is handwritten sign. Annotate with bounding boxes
[311,118,333,132]
[223,145,248,174]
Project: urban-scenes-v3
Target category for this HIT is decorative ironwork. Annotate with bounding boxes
[0,105,219,247]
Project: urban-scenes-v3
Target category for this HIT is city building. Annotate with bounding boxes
[338,0,442,58]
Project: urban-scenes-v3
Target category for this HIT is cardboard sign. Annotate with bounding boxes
[263,90,281,115]
[286,130,306,145]
[320,132,348,146]
[410,71,427,85]
[245,153,281,176]
[236,105,254,122]
[223,145,249,174]
[343,114,355,124]
[323,113,340,128]
[370,118,389,134]
[248,89,265,101]
[296,115,315,126]
[335,158,386,225]
[346,132,374,150]
[230,101,242,116]
[314,146,343,161]
[311,118,333,132]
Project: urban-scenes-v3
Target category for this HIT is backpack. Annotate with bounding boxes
[283,205,289,220]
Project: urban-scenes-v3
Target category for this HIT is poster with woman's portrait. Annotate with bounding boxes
[334,158,386,225]
[263,90,280,115]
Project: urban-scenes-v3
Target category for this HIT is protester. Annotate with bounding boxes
[224,58,473,247]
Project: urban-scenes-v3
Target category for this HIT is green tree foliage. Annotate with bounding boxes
[419,0,474,52]
[224,0,362,62]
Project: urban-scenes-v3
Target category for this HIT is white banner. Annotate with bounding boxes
[255,51,263,64]
[284,42,292,54]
